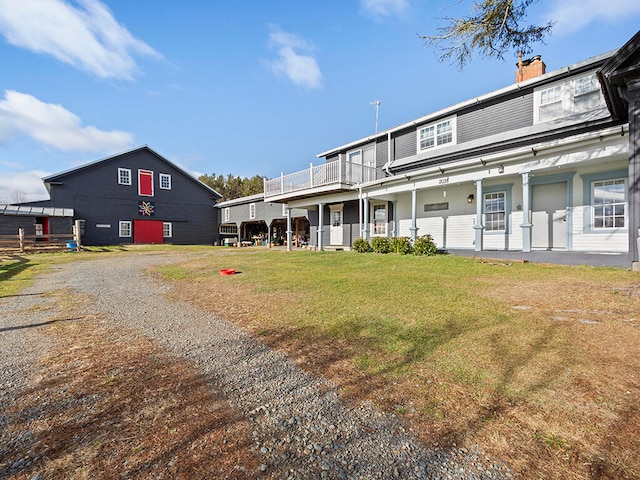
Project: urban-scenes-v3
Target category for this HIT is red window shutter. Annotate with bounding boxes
[138,170,153,196]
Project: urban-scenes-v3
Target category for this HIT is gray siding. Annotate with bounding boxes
[458,93,534,143]
[393,128,417,161]
[375,138,388,168]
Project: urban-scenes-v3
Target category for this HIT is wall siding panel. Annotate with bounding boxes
[458,93,533,143]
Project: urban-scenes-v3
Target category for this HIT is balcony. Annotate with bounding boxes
[264,159,386,201]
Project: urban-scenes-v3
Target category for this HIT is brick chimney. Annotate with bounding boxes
[516,51,546,83]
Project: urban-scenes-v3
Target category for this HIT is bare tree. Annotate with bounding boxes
[419,0,553,69]
[10,188,28,204]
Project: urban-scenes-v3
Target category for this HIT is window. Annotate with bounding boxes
[592,179,626,229]
[282,203,288,216]
[118,168,131,185]
[138,170,154,196]
[159,173,171,190]
[346,144,376,183]
[119,221,132,237]
[484,192,506,231]
[535,73,604,122]
[224,207,230,222]
[163,222,172,238]
[372,204,387,235]
[417,118,455,152]
[219,224,238,235]
[249,203,256,219]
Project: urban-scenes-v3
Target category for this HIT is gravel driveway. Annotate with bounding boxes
[1,252,512,479]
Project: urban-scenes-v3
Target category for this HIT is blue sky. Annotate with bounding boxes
[0,0,639,202]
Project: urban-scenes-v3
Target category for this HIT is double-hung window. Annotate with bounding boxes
[249,203,256,219]
[119,221,132,238]
[592,179,626,229]
[417,118,455,152]
[163,222,173,238]
[484,192,506,231]
[224,207,230,222]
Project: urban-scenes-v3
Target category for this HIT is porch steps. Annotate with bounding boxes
[323,245,350,252]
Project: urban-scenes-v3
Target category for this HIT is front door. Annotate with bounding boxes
[133,219,164,244]
[329,205,343,245]
[531,182,568,250]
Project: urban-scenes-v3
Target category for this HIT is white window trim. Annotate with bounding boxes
[224,207,230,222]
[119,221,132,238]
[371,203,387,236]
[533,72,604,123]
[416,117,456,152]
[118,168,132,185]
[483,191,507,232]
[159,173,172,190]
[249,203,256,219]
[591,178,627,230]
[163,222,173,238]
[138,169,154,197]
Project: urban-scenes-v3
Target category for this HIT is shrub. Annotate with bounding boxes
[413,234,437,256]
[352,237,372,253]
[391,236,413,255]
[371,236,392,254]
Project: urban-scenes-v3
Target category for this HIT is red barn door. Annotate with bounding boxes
[133,220,163,244]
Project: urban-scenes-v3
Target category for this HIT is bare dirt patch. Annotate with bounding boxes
[0,292,261,480]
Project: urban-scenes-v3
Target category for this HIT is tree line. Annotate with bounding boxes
[198,173,265,201]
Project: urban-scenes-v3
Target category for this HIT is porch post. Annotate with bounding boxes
[362,195,370,240]
[317,203,324,251]
[474,180,484,252]
[286,206,292,251]
[391,200,398,237]
[309,163,314,188]
[520,172,532,252]
[409,189,418,242]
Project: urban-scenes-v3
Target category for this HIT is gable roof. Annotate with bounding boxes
[43,145,222,198]
[598,30,640,121]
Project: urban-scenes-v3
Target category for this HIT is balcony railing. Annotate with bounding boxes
[264,159,386,199]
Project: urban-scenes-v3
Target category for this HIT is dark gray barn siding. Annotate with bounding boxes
[457,92,534,143]
[42,148,218,246]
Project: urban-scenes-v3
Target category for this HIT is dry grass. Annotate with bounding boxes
[0,290,261,480]
[158,249,640,480]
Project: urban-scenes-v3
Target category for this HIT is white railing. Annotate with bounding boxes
[264,159,385,199]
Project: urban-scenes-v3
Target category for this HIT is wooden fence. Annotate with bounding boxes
[0,228,79,253]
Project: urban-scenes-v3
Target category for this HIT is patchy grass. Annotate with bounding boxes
[157,248,640,480]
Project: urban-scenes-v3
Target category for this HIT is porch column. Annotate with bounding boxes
[317,202,324,251]
[409,189,418,242]
[286,206,292,251]
[362,195,370,240]
[391,200,397,237]
[627,79,640,269]
[474,180,484,252]
[520,172,532,252]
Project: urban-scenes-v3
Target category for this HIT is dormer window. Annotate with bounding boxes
[417,118,455,152]
[535,73,604,123]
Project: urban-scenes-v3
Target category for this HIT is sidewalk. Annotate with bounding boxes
[447,249,631,268]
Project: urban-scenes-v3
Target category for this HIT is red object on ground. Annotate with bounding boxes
[219,269,236,276]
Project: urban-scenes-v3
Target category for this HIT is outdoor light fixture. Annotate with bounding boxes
[467,194,474,203]
[497,164,505,174]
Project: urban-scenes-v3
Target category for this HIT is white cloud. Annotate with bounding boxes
[545,0,640,35]
[0,0,160,80]
[267,26,322,89]
[360,0,409,19]
[0,90,134,152]
[0,171,50,203]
